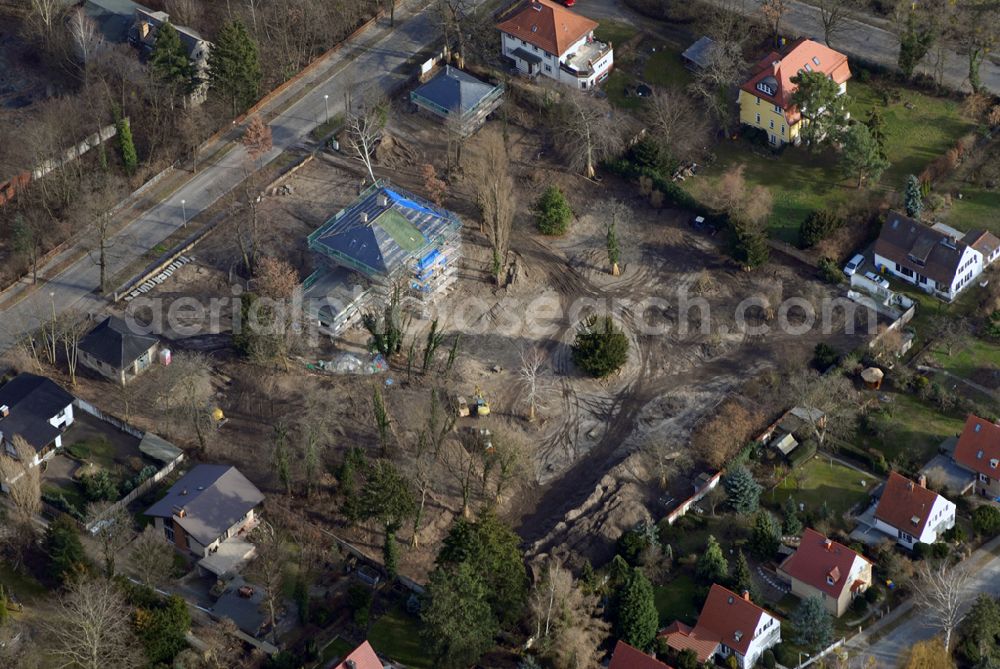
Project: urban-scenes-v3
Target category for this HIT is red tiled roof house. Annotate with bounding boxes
[778,528,873,617]
[497,0,613,90]
[738,38,850,146]
[333,641,383,669]
[608,640,675,669]
[953,414,1000,499]
[661,585,781,669]
[874,471,956,550]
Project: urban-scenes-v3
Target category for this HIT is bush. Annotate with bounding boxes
[628,137,668,173]
[64,443,91,460]
[80,470,119,502]
[571,315,629,377]
[799,210,844,248]
[346,582,373,627]
[850,594,868,615]
[788,439,818,468]
[943,524,966,543]
[811,343,839,371]
[761,649,777,669]
[818,257,846,284]
[973,505,1000,537]
[864,585,879,604]
[535,186,572,235]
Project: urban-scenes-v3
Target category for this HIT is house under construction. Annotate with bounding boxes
[304,181,462,334]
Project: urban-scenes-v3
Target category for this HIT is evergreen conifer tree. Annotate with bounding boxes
[208,19,262,115]
[149,22,195,94]
[904,175,923,218]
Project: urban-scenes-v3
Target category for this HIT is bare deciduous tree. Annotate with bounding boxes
[44,577,145,669]
[692,401,762,469]
[690,38,747,132]
[0,436,42,569]
[519,347,546,421]
[241,116,273,167]
[130,524,175,587]
[346,97,387,183]
[470,131,515,286]
[913,560,971,649]
[760,0,788,45]
[487,429,530,504]
[817,0,855,48]
[529,558,610,669]
[165,0,202,27]
[85,502,134,578]
[442,438,481,519]
[69,8,104,68]
[554,89,624,179]
[784,370,860,450]
[645,89,711,164]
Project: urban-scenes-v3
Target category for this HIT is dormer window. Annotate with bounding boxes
[757,82,773,96]
[805,64,812,72]
[991,459,998,469]
[812,56,821,66]
[911,515,921,526]
[976,424,983,432]
[826,575,835,585]
[734,631,743,642]
[978,449,985,459]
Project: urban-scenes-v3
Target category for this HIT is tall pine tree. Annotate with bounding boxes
[614,567,658,651]
[696,535,729,584]
[724,465,762,514]
[904,175,923,218]
[149,22,195,95]
[208,19,262,115]
[731,549,760,603]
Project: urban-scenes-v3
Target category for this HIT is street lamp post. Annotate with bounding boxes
[323,94,330,123]
[181,199,187,228]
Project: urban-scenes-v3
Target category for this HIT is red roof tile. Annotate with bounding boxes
[778,528,871,599]
[874,471,942,535]
[741,38,850,125]
[663,584,778,660]
[954,414,1000,479]
[496,0,598,56]
[333,641,382,669]
[609,640,675,669]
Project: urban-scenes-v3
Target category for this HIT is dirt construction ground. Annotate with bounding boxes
[97,95,872,576]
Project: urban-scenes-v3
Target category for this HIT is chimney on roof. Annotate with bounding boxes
[181,488,188,496]
[907,479,914,492]
[742,590,751,601]
[0,404,8,419]
[360,212,369,224]
[378,193,389,207]
[824,538,833,551]
[918,474,926,488]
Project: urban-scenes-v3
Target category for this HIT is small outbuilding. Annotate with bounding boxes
[861,367,884,390]
[681,36,715,70]
[79,316,160,385]
[410,65,504,137]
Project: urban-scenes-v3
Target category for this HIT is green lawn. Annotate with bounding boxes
[944,187,1000,236]
[683,80,976,242]
[605,69,643,110]
[368,604,432,669]
[653,573,700,626]
[931,337,1000,380]
[44,483,87,514]
[644,48,692,89]
[769,456,878,521]
[858,393,966,464]
[65,436,115,470]
[593,20,638,48]
[317,637,355,666]
[0,561,47,602]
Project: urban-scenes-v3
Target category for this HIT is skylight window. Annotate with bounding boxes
[804,64,813,72]
[978,449,985,459]
[812,56,821,66]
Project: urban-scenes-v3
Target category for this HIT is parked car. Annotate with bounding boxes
[843,254,865,276]
[865,271,890,290]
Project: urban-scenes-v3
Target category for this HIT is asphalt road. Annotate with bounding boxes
[0,0,451,351]
[845,533,1000,667]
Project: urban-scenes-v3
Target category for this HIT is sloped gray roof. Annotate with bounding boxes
[145,465,264,546]
[875,211,969,286]
[0,374,74,451]
[411,66,498,115]
[308,182,461,279]
[83,0,144,43]
[79,316,158,370]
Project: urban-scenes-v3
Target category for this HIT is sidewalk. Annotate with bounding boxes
[0,0,458,352]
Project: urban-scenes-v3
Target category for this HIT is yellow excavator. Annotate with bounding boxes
[456,387,491,417]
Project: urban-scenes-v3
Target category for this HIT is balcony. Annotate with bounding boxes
[561,40,611,78]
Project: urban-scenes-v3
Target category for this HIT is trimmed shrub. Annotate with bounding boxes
[973,505,1000,537]
[571,315,629,377]
[534,186,572,235]
[799,210,844,248]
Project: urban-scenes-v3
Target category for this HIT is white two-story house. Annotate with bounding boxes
[874,471,956,549]
[873,211,998,301]
[662,584,781,669]
[497,0,613,90]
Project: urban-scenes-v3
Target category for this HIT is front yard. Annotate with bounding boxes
[768,456,878,523]
[682,79,977,242]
